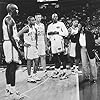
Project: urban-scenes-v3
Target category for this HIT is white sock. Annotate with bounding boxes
[32,73,36,77]
[28,75,32,78]
[43,70,47,73]
[10,86,16,93]
[6,84,11,91]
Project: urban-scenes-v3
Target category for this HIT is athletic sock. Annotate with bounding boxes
[6,84,11,91]
[10,86,16,93]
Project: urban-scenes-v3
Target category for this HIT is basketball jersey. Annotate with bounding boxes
[2,14,18,40]
[24,25,36,45]
[35,23,45,42]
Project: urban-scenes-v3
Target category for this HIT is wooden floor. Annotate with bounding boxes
[0,67,79,100]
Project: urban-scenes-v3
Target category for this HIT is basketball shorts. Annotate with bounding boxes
[3,41,20,63]
[37,41,46,56]
[24,45,39,60]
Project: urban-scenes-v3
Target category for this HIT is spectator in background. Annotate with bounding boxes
[79,23,97,83]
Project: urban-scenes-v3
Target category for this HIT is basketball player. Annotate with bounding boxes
[18,16,41,82]
[47,13,69,78]
[2,3,24,99]
[35,13,47,77]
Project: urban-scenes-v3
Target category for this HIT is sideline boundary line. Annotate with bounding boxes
[22,77,49,95]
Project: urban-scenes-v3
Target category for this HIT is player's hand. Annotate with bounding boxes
[48,32,54,35]
[24,43,31,47]
[45,44,49,52]
[18,40,24,47]
[18,50,24,60]
[54,31,59,34]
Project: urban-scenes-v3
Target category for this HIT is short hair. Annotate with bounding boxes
[52,13,58,19]
[27,16,34,22]
[35,13,41,16]
[72,18,78,22]
[6,3,18,13]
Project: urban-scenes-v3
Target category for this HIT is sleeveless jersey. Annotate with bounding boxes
[2,14,18,40]
[35,23,45,42]
[24,25,36,45]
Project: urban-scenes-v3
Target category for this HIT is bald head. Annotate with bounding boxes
[6,3,18,15]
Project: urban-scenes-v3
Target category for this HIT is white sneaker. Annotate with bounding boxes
[10,92,24,100]
[27,77,36,83]
[42,71,48,77]
[60,73,69,80]
[51,70,61,78]
[33,75,41,81]
[5,89,10,97]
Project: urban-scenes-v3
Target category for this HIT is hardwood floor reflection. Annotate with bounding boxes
[79,67,100,100]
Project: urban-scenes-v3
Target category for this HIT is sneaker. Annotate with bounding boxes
[33,75,41,81]
[42,71,48,77]
[51,70,61,78]
[5,89,10,97]
[60,72,69,80]
[27,77,36,83]
[10,92,24,100]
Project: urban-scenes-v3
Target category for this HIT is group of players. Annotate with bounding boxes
[2,3,97,100]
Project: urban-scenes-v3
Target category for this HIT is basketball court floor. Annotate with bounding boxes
[0,66,79,100]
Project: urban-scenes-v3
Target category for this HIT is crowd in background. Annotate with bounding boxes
[1,3,100,65]
[11,5,100,65]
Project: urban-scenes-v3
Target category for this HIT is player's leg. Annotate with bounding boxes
[5,63,11,96]
[40,55,48,77]
[59,52,69,79]
[32,58,41,81]
[9,62,24,99]
[3,41,12,96]
[52,53,61,78]
[27,59,35,82]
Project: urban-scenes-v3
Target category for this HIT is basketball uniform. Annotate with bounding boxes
[35,23,46,56]
[2,14,20,63]
[24,25,38,60]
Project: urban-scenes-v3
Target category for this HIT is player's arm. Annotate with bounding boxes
[43,24,47,44]
[5,16,21,56]
[35,28,38,49]
[47,25,53,38]
[17,25,29,37]
[43,24,48,51]
[18,26,31,47]
[60,22,69,37]
[47,25,54,36]
[18,25,29,45]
